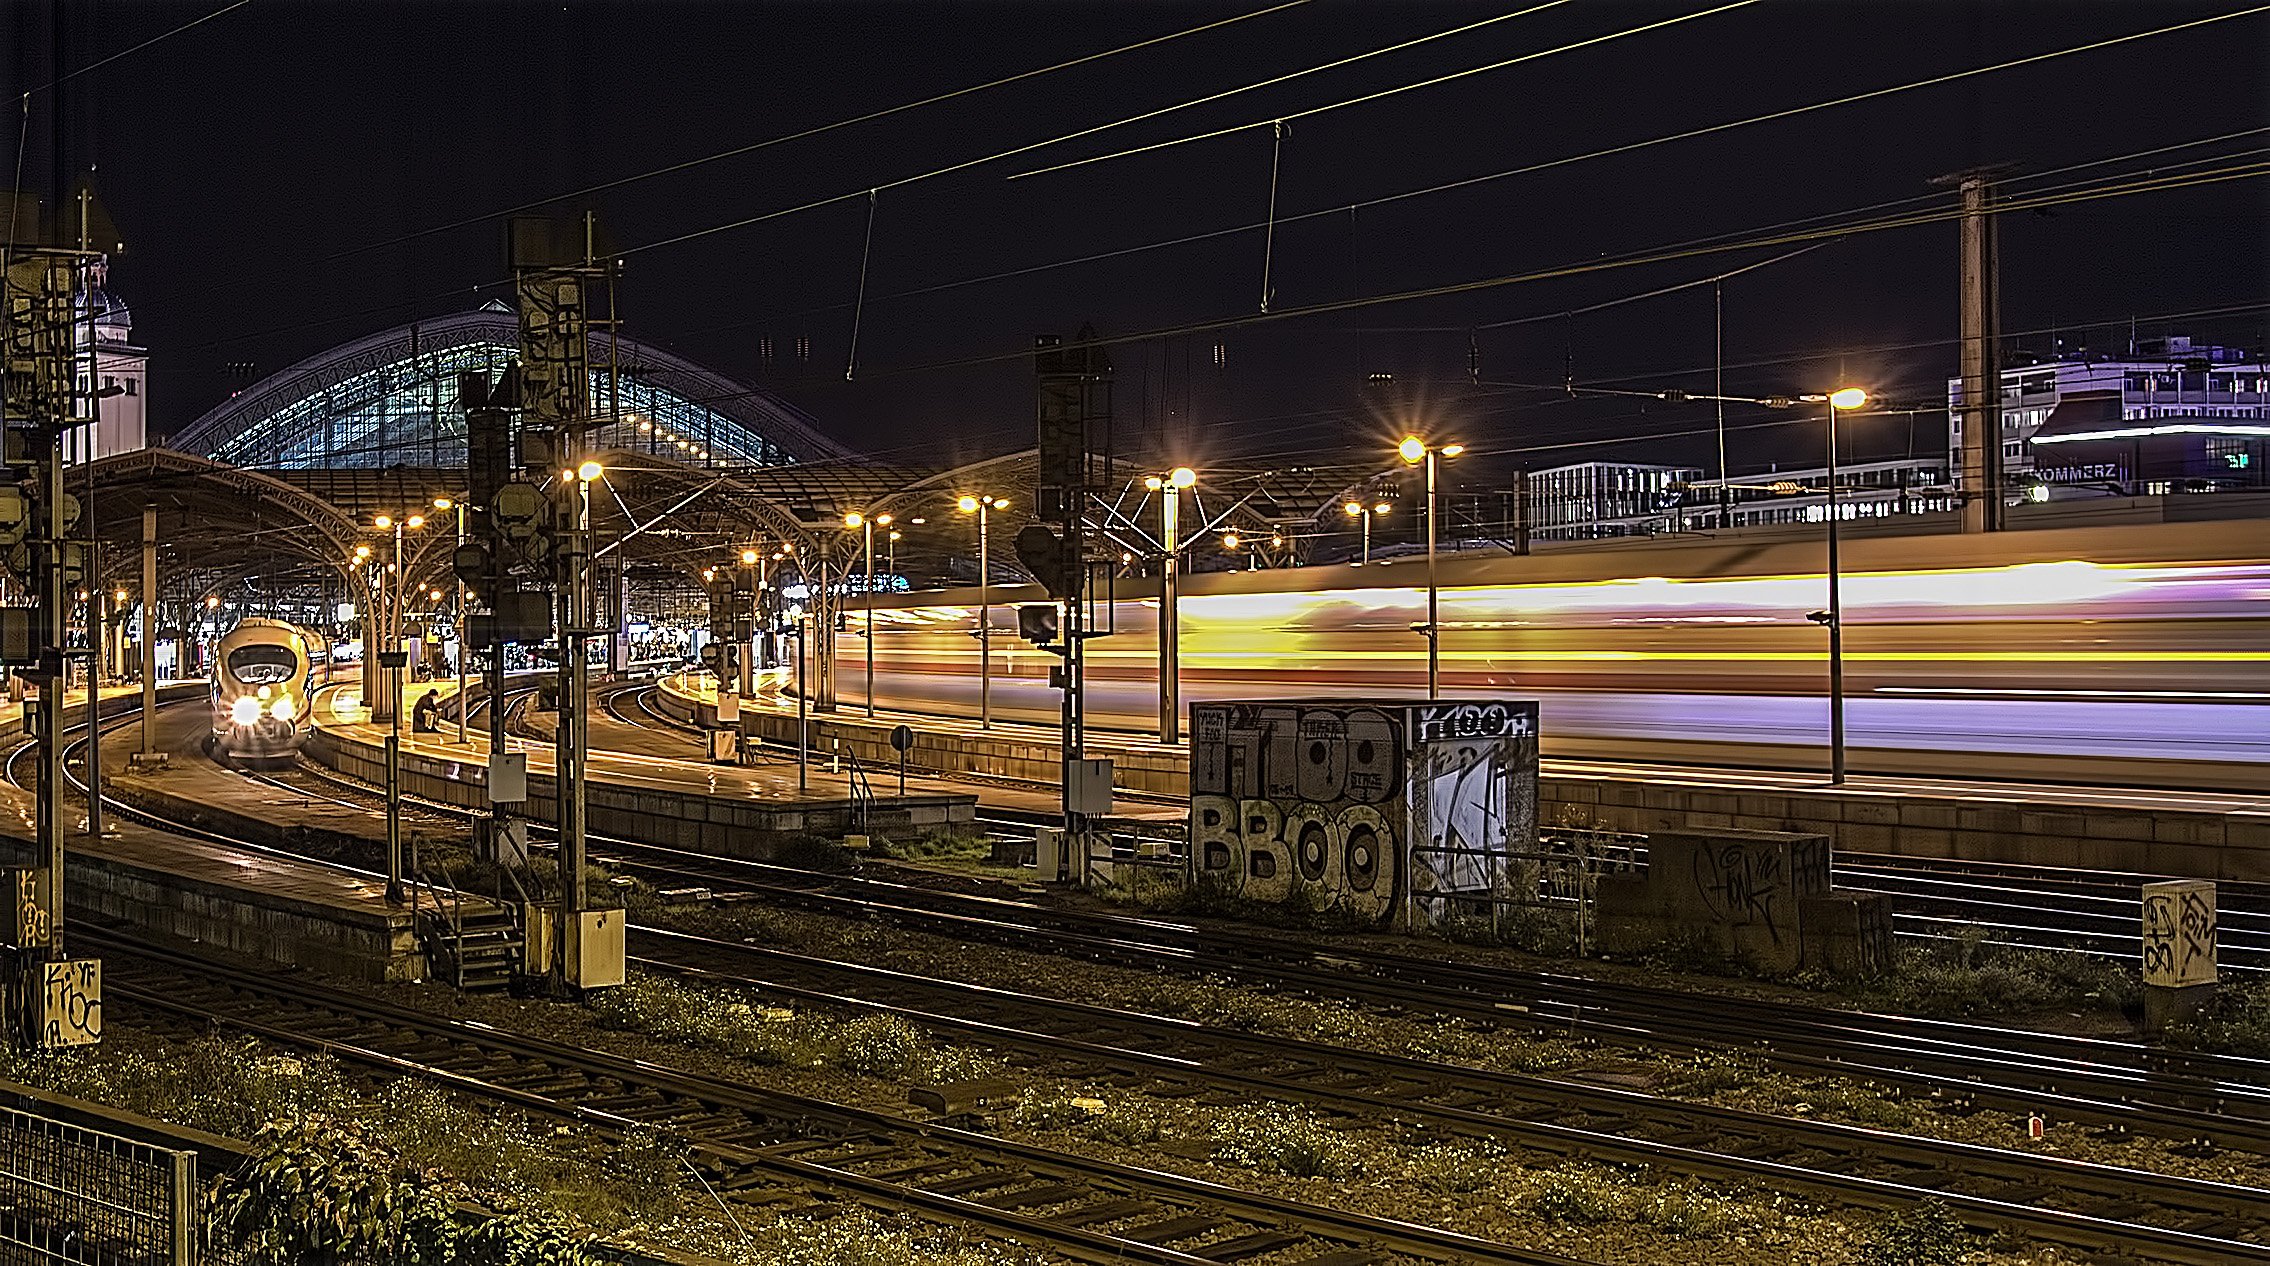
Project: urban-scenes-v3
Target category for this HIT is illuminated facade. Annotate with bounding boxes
[1946,335,2269,494]
[171,304,849,470]
[65,257,148,463]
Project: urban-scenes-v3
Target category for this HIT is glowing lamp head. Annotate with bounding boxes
[373,514,392,529]
[354,545,372,561]
[113,588,128,604]
[888,530,900,542]
[577,460,605,482]
[957,495,979,513]
[1144,476,1162,491]
[741,549,760,565]
[1222,532,1240,550]
[843,511,865,530]
[1374,501,1391,515]
[1169,466,1196,489]
[432,496,453,511]
[1440,443,1466,459]
[1829,387,1868,411]
[270,695,297,722]
[876,513,892,527]
[702,568,715,582]
[205,595,220,609]
[405,514,424,530]
[1397,437,1426,464]
[1343,500,1362,517]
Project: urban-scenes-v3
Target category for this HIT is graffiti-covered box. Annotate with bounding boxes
[1189,699,1539,928]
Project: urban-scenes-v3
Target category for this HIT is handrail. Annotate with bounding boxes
[841,750,874,837]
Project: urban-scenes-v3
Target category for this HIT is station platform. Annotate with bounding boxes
[0,685,437,983]
[307,678,980,858]
[661,672,2270,882]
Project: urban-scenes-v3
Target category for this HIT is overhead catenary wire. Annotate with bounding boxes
[1013,0,1760,180]
[20,0,254,97]
[316,0,1317,268]
[181,1,1572,352]
[858,159,2270,378]
[722,90,2269,343]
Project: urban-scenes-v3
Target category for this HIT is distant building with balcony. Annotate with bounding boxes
[1946,335,2267,499]
[1518,457,1952,540]
[1527,462,1700,541]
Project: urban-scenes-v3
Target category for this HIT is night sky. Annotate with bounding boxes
[6,0,2266,480]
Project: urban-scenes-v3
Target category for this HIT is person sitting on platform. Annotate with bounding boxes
[411,689,441,734]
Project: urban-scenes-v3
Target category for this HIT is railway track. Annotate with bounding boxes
[130,725,2270,1159]
[625,923,2270,1264]
[50,699,2270,1260]
[91,928,1590,1266]
[580,836,2270,1152]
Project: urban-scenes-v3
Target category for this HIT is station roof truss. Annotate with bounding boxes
[167,305,853,473]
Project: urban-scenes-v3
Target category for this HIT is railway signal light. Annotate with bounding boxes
[1017,603,1060,646]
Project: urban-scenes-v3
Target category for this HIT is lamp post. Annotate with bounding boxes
[843,511,888,716]
[1143,467,1197,742]
[437,497,467,743]
[1820,387,1866,785]
[1343,499,1390,565]
[371,511,424,903]
[738,548,763,695]
[956,495,1007,729]
[1397,437,1465,697]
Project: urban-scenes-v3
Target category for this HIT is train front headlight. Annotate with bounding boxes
[269,695,297,722]
[230,696,263,725]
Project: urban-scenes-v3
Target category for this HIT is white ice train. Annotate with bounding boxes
[211,618,323,760]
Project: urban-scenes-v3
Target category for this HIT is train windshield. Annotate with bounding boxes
[225,644,299,685]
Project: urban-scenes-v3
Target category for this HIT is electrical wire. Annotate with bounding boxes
[1012,0,1759,180]
[721,98,2268,342]
[617,1,1574,260]
[316,0,1317,267]
[859,159,2270,378]
[21,0,254,97]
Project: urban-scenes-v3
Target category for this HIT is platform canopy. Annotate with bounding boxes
[167,304,853,471]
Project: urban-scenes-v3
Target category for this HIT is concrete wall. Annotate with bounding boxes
[656,678,2270,881]
[307,725,975,859]
[1597,828,1890,976]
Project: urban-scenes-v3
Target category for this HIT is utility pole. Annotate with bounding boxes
[1026,331,1112,869]
[510,213,620,996]
[4,210,101,1048]
[1936,166,2008,533]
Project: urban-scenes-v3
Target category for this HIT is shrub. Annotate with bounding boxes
[1858,1198,1975,1266]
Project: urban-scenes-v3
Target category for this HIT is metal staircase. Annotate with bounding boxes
[411,862,524,992]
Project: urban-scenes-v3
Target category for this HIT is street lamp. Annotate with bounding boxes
[1817,387,1866,784]
[1143,466,1197,742]
[1397,436,1465,697]
[433,496,471,742]
[374,509,425,904]
[844,511,890,716]
[1342,499,1391,565]
[957,494,1008,728]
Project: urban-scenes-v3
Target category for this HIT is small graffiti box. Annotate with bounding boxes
[1188,699,1540,927]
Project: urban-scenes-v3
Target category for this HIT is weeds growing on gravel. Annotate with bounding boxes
[587,971,999,1083]
[1519,1164,1772,1239]
[1207,1103,1356,1178]
[1856,1197,1976,1266]
[1833,926,2141,1019]
[2165,975,2270,1057]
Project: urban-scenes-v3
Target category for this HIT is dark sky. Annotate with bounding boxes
[7,0,2266,479]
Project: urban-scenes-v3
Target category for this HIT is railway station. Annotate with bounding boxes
[3,3,2268,1264]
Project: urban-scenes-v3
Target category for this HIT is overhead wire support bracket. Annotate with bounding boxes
[845,189,879,381]
[1259,121,1286,314]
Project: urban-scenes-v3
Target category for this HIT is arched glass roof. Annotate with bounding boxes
[171,305,852,469]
